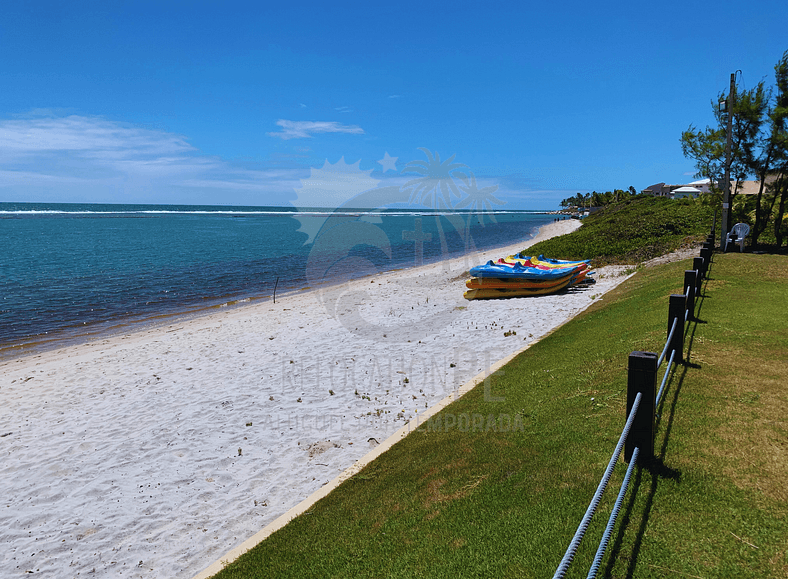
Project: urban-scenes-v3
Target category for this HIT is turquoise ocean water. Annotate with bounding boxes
[0,202,555,358]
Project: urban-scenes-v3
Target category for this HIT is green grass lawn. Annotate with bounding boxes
[212,252,787,578]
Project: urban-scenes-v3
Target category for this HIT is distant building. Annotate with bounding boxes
[641,178,711,199]
[687,179,712,193]
[672,186,703,199]
[733,175,778,196]
[641,182,670,197]
[642,177,783,199]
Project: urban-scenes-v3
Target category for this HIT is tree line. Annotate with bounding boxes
[681,50,788,248]
[559,186,638,210]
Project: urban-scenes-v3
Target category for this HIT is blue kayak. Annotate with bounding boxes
[537,254,591,265]
[469,260,584,280]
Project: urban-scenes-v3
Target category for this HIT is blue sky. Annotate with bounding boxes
[1,1,786,209]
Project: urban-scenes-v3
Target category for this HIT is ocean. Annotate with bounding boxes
[0,202,555,358]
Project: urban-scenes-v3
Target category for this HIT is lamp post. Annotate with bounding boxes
[720,73,735,251]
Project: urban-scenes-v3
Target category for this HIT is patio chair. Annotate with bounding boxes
[725,223,750,252]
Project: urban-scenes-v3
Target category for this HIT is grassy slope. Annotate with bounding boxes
[212,253,787,578]
[525,196,715,265]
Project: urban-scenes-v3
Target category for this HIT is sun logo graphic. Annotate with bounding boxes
[295,149,505,343]
[291,157,381,245]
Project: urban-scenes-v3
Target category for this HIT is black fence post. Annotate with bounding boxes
[625,351,657,463]
[684,270,696,321]
[701,243,712,277]
[668,294,685,363]
[693,256,704,285]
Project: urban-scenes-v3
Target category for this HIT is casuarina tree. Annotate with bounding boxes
[681,50,788,248]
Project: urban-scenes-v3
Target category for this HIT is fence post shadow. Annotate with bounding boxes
[692,260,711,324]
[683,308,704,369]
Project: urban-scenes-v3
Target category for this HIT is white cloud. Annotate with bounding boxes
[0,115,194,157]
[0,114,304,204]
[267,119,364,140]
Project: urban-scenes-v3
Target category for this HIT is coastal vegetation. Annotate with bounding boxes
[681,49,788,249]
[212,253,788,578]
[559,186,638,209]
[526,195,714,265]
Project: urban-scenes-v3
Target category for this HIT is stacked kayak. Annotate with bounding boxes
[464,255,593,300]
[502,253,591,269]
[496,254,592,285]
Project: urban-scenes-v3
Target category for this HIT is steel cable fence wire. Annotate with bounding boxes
[656,348,676,407]
[657,317,679,369]
[586,446,640,579]
[551,392,642,579]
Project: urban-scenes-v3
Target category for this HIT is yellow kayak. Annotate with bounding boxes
[463,274,575,299]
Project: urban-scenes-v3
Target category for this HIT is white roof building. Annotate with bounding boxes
[672,186,703,199]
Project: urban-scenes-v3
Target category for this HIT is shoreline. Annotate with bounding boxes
[1,219,575,369]
[0,216,563,364]
[1,219,635,578]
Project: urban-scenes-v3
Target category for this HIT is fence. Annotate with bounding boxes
[551,230,716,579]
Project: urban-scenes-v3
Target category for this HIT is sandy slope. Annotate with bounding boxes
[0,219,634,578]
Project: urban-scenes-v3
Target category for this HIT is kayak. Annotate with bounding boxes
[538,254,590,265]
[505,253,591,268]
[464,273,576,299]
[466,271,577,289]
[463,254,594,299]
[496,257,565,269]
[498,257,589,275]
[469,260,584,280]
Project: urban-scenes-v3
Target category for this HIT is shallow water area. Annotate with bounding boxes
[1,202,556,360]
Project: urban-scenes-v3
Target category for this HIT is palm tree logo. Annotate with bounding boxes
[455,171,504,225]
[401,148,505,262]
[403,148,467,208]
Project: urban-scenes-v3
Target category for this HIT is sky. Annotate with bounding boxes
[1,1,787,210]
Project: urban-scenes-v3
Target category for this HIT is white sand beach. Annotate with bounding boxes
[0,219,635,578]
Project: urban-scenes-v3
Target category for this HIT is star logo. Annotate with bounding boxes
[377,152,398,173]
